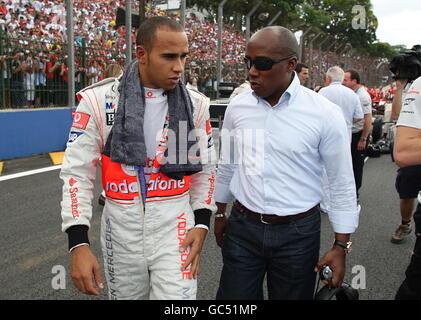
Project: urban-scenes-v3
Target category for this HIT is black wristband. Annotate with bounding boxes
[194,209,212,228]
[333,239,352,253]
[66,225,90,251]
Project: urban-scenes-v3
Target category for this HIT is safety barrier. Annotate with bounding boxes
[0,102,229,161]
[0,108,73,160]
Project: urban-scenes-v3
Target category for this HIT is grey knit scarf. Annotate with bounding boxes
[103,60,202,180]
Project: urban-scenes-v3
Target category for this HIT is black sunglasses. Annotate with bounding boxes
[244,55,294,71]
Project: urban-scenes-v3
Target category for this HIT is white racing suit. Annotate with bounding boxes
[60,77,216,299]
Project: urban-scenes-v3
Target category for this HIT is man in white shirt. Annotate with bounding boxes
[319,66,363,141]
[318,66,363,214]
[394,75,421,299]
[343,69,373,199]
[214,26,359,300]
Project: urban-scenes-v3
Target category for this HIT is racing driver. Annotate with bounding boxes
[60,17,216,299]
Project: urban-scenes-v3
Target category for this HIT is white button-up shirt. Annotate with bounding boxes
[319,82,364,141]
[214,74,359,233]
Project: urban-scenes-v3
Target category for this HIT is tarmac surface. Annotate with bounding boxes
[0,147,415,300]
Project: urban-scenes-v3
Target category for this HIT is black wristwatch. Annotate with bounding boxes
[333,240,352,254]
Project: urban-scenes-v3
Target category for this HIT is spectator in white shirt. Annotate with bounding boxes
[318,66,363,215]
[319,66,363,141]
[214,26,359,300]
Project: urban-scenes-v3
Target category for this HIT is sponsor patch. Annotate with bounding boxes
[102,155,139,201]
[69,178,80,218]
[205,172,215,205]
[105,102,115,110]
[208,136,214,148]
[146,91,155,99]
[178,212,191,280]
[72,112,90,130]
[206,119,212,135]
[67,131,84,145]
[106,111,115,126]
[69,177,77,187]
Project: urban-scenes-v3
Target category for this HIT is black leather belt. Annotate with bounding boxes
[233,200,319,225]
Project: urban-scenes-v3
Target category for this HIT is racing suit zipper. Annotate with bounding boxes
[136,165,147,215]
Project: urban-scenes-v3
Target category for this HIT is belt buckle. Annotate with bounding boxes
[260,214,270,225]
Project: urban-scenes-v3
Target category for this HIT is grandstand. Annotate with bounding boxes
[0,0,391,109]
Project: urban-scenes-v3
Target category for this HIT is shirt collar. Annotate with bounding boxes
[252,71,301,107]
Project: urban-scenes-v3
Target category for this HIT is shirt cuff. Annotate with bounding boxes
[194,224,209,231]
[69,243,90,253]
[328,206,360,234]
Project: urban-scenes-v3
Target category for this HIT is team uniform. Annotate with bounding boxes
[60,77,216,299]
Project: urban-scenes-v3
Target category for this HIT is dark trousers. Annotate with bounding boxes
[351,131,365,198]
[216,205,321,300]
[396,202,421,299]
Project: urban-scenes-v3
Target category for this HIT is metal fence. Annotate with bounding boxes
[0,31,124,109]
[0,23,391,109]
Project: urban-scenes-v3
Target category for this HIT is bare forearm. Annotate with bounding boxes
[391,92,403,120]
[361,115,372,139]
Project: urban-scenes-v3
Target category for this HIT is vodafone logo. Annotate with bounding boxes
[148,175,186,192]
[177,212,191,279]
[146,91,155,99]
[72,112,90,130]
[106,180,139,194]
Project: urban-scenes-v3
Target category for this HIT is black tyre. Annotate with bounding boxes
[372,117,383,144]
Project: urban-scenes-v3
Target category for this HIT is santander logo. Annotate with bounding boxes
[69,178,80,219]
[69,177,77,187]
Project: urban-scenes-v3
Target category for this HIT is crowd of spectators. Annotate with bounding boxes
[302,47,391,91]
[0,0,389,108]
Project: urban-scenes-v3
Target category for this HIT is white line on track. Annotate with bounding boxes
[0,165,62,182]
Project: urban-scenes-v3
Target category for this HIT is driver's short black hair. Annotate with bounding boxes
[136,16,184,52]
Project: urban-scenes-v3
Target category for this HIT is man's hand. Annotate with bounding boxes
[70,245,104,296]
[180,227,208,279]
[357,139,367,152]
[314,246,346,288]
[214,215,228,248]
